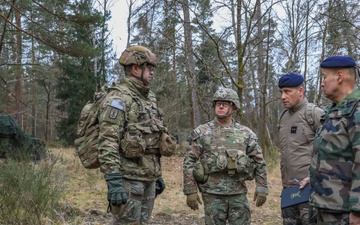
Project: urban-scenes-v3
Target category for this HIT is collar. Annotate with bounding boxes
[288,98,308,113]
[211,117,236,128]
[329,89,360,110]
[122,77,150,98]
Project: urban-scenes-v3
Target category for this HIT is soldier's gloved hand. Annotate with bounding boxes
[104,173,128,206]
[186,193,202,210]
[254,191,267,207]
[155,177,166,197]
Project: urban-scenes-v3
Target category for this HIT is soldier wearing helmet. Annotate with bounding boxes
[212,88,240,118]
[183,87,268,225]
[98,45,176,224]
[118,45,157,86]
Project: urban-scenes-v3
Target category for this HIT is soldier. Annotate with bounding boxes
[310,56,360,224]
[278,73,324,225]
[183,88,268,225]
[97,45,177,224]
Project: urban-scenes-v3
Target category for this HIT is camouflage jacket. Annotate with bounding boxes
[310,89,360,212]
[183,118,268,195]
[97,77,166,181]
[278,98,324,188]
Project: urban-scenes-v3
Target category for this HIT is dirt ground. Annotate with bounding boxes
[53,148,282,225]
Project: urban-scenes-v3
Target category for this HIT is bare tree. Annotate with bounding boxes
[181,0,201,128]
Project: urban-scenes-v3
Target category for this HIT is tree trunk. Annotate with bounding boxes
[15,2,22,125]
[182,0,200,128]
[236,0,244,120]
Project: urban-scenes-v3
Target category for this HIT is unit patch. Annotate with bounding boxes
[109,108,119,119]
[110,99,124,110]
[291,126,297,134]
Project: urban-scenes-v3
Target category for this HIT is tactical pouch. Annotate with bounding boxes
[226,149,239,175]
[225,149,255,179]
[159,132,177,157]
[193,160,209,183]
[198,154,226,175]
[120,130,146,158]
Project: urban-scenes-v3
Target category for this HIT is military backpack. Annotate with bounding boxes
[74,85,121,169]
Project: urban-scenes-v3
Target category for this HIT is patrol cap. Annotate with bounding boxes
[278,73,304,88]
[320,56,356,68]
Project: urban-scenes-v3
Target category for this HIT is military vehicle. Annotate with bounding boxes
[0,112,47,162]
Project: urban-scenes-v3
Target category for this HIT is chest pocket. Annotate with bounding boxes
[200,127,253,177]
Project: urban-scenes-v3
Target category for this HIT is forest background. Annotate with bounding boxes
[1,0,360,154]
[0,0,360,224]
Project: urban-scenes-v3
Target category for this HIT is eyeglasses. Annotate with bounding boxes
[145,64,154,72]
[215,101,230,107]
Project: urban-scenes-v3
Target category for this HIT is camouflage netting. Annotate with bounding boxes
[0,112,47,162]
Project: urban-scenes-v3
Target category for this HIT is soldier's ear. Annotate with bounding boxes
[298,86,305,96]
[132,64,141,75]
[336,69,345,83]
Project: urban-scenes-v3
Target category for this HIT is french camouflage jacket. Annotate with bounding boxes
[183,118,268,195]
[310,89,360,212]
[97,77,166,181]
[278,98,324,188]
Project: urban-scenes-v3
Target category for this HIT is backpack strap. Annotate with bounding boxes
[278,103,316,132]
[305,103,316,133]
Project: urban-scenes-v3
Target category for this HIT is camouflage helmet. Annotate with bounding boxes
[119,45,157,67]
[213,88,240,109]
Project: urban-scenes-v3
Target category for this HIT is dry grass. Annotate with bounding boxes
[50,147,282,224]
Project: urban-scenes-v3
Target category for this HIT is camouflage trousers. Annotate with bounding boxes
[202,192,250,225]
[315,208,349,225]
[111,179,156,225]
[281,202,312,225]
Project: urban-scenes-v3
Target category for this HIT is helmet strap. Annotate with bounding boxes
[215,107,236,119]
[140,63,148,86]
[130,64,149,86]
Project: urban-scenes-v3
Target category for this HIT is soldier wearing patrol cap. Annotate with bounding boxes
[183,88,268,225]
[310,56,360,224]
[278,73,324,225]
[97,45,177,224]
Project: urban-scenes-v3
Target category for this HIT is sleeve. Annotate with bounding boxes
[98,94,127,174]
[349,110,360,211]
[246,130,268,194]
[182,129,202,195]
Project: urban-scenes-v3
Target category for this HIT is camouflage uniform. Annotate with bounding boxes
[278,98,324,225]
[310,89,360,224]
[98,46,174,224]
[183,118,268,225]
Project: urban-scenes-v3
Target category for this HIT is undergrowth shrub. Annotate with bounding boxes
[0,158,64,225]
[264,146,279,171]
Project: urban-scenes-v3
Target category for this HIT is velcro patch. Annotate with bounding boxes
[109,108,119,119]
[110,99,124,110]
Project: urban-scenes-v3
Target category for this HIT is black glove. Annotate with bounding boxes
[155,177,166,197]
[104,173,128,206]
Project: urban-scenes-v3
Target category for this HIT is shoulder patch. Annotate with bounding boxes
[110,99,124,110]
